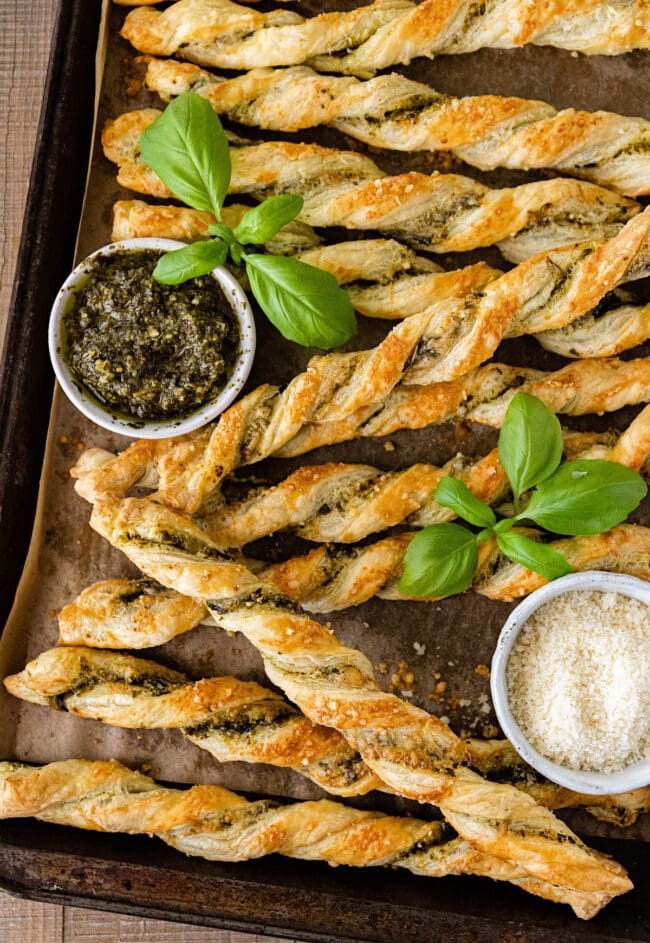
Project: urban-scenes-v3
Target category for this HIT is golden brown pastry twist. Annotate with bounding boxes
[535,300,650,359]
[254,524,650,610]
[120,0,650,74]
[0,758,623,917]
[274,356,650,459]
[7,646,649,827]
[85,494,632,901]
[142,59,650,197]
[102,108,640,262]
[207,451,508,546]
[199,410,650,546]
[4,646,383,797]
[71,354,650,514]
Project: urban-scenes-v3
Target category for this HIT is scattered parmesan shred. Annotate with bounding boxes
[506,590,650,773]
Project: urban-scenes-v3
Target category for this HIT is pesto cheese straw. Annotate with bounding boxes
[139,92,356,350]
[399,394,648,599]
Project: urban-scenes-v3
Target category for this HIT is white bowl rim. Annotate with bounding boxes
[48,237,256,439]
[490,570,650,795]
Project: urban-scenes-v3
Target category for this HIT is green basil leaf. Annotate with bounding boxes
[434,477,496,528]
[234,195,304,245]
[245,254,356,349]
[139,92,231,217]
[152,239,228,284]
[498,392,563,501]
[398,524,477,598]
[519,459,647,535]
[496,530,573,581]
[208,223,236,244]
[230,242,244,266]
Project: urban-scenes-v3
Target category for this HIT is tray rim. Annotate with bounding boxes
[0,3,648,940]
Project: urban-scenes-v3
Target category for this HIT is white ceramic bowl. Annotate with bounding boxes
[48,238,256,439]
[491,571,650,794]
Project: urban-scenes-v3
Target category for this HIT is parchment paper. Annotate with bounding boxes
[0,0,648,842]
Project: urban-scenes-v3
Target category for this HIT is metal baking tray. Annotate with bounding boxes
[0,2,648,940]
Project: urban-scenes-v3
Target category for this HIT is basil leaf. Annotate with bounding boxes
[498,392,563,501]
[519,460,647,535]
[398,524,477,598]
[139,92,231,217]
[152,239,228,284]
[245,254,356,349]
[208,223,236,244]
[434,477,496,528]
[492,518,515,534]
[496,530,573,581]
[234,195,304,245]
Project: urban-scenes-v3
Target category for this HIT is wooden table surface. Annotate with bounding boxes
[0,1,295,939]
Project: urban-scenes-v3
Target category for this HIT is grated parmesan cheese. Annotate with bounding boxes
[505,590,650,773]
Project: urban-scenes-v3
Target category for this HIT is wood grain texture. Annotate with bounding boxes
[0,0,57,360]
[0,1,293,940]
[0,893,63,942]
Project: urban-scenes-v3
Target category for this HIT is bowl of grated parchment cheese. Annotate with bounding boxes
[491,572,650,794]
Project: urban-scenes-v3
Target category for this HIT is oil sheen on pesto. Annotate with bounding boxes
[62,249,240,422]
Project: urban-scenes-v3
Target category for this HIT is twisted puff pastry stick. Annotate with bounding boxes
[0,759,621,917]
[64,498,650,615]
[199,410,650,546]
[113,200,500,320]
[102,108,640,262]
[142,59,650,197]
[113,199,650,358]
[253,524,650,610]
[120,0,650,75]
[72,355,650,514]
[4,647,383,797]
[57,521,650,632]
[86,495,632,901]
[7,646,649,826]
[272,356,650,459]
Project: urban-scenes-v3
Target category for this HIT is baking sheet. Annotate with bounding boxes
[1,0,649,903]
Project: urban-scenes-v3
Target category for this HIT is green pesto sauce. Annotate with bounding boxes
[62,249,240,422]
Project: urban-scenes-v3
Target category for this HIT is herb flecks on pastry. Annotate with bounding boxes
[7,647,649,828]
[4,647,382,797]
[102,108,640,262]
[71,353,650,514]
[142,60,650,197]
[120,0,650,75]
[0,758,629,918]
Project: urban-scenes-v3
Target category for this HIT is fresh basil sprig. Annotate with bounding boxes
[139,92,356,350]
[398,393,647,598]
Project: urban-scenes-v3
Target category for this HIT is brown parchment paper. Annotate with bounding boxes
[1,0,648,844]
